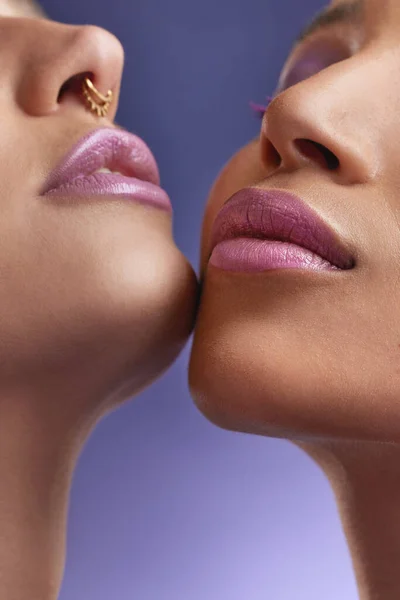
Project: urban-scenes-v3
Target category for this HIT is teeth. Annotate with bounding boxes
[93,167,124,175]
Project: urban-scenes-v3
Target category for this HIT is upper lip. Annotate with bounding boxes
[210,187,355,270]
[41,127,161,195]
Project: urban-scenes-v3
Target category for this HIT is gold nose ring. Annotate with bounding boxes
[82,77,113,117]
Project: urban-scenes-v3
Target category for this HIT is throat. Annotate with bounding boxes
[0,399,84,600]
[298,440,400,600]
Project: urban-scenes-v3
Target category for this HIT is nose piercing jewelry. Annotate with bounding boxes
[82,77,113,117]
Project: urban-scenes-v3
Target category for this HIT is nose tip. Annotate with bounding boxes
[17,23,125,121]
[260,84,378,185]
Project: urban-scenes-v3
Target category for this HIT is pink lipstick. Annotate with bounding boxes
[209,188,355,273]
[41,128,172,212]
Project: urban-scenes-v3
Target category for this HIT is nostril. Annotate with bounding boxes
[57,72,92,103]
[262,138,282,169]
[294,139,340,171]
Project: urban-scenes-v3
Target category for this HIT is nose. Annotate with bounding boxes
[260,59,379,185]
[11,18,124,122]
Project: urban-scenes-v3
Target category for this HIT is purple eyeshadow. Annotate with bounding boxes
[249,43,348,119]
[277,45,349,92]
[280,58,327,89]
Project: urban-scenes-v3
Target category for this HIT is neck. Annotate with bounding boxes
[300,440,400,600]
[0,392,96,600]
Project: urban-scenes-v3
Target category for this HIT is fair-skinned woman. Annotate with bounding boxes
[190,1,400,598]
[0,1,197,599]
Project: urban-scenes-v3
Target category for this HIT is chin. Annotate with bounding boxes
[79,235,198,408]
[103,241,198,406]
[0,214,198,410]
[188,268,400,445]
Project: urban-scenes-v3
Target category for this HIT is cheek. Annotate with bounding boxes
[200,139,265,270]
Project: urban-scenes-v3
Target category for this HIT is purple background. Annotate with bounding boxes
[39,1,358,598]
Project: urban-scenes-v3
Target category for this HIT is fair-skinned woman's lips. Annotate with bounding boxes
[41,127,172,213]
[209,187,355,273]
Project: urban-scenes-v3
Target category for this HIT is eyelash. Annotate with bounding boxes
[249,96,273,119]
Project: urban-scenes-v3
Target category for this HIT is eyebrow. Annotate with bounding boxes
[296,0,364,45]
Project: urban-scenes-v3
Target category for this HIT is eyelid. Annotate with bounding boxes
[249,35,354,120]
[277,36,353,93]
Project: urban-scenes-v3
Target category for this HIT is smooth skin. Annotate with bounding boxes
[0,1,197,599]
[190,1,400,598]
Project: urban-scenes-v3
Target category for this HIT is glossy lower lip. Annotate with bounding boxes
[209,188,355,273]
[41,127,172,213]
[44,172,172,211]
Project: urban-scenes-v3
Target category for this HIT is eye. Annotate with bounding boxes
[277,42,350,92]
[250,41,350,119]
